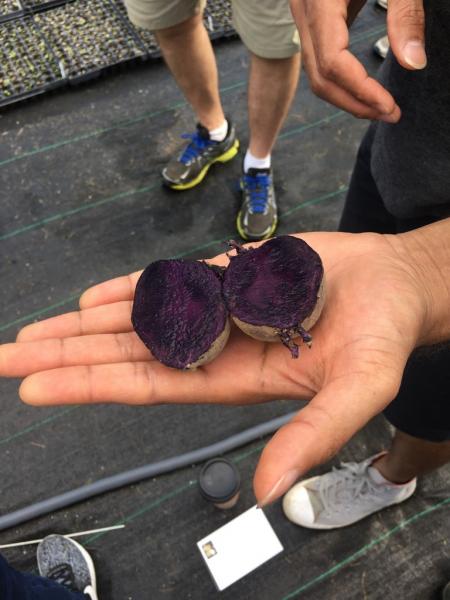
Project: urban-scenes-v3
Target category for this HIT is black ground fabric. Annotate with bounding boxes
[0,5,449,599]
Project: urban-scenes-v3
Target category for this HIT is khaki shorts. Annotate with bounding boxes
[125,0,300,59]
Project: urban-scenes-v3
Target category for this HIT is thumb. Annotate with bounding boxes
[253,373,401,506]
[387,0,426,70]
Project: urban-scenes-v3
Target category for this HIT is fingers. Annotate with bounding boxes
[291,0,400,121]
[16,326,276,406]
[312,8,395,115]
[309,56,400,121]
[80,271,142,309]
[254,370,403,506]
[19,361,212,406]
[387,0,426,69]
[16,301,133,342]
[0,332,151,377]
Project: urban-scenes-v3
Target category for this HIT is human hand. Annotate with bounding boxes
[290,0,426,122]
[0,227,446,505]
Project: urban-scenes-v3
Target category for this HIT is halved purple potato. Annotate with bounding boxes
[223,236,325,358]
[132,259,230,369]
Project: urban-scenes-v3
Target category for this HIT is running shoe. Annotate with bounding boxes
[162,120,239,190]
[282,453,416,529]
[236,167,277,240]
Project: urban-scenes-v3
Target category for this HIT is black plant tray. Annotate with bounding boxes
[0,0,25,24]
[204,0,235,40]
[33,0,146,83]
[21,0,77,14]
[0,16,64,107]
[114,0,160,58]
[133,26,160,58]
[0,0,236,108]
[115,0,235,59]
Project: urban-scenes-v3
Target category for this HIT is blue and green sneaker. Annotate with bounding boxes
[162,120,239,190]
[236,167,278,240]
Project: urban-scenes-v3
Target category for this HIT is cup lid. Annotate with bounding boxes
[199,458,241,503]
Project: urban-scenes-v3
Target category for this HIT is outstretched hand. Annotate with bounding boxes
[0,232,430,505]
[290,0,426,122]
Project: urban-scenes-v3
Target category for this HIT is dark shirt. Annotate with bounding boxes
[371,0,450,219]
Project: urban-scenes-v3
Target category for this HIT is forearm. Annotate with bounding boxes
[393,218,450,345]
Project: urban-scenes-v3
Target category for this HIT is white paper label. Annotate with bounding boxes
[197,505,283,591]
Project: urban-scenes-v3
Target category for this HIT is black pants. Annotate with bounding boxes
[339,126,450,442]
[0,553,86,599]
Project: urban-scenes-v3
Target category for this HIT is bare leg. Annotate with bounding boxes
[247,52,301,158]
[374,429,450,484]
[155,14,225,130]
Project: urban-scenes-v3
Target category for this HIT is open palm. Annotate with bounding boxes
[0,231,426,504]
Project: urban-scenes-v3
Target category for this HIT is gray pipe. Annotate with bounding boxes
[0,411,296,532]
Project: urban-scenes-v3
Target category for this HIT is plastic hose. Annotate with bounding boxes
[0,411,297,532]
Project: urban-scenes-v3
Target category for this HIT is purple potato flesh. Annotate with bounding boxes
[223,236,325,357]
[132,259,229,370]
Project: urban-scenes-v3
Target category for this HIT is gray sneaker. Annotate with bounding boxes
[282,453,416,530]
[37,534,98,599]
[373,34,390,59]
[236,168,278,241]
[162,120,239,190]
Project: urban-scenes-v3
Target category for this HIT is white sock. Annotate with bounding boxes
[208,119,228,142]
[244,148,271,172]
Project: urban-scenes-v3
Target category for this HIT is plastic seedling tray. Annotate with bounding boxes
[34,0,146,83]
[0,16,64,107]
[133,26,160,58]
[114,0,160,57]
[204,0,235,40]
[0,0,236,110]
[116,0,235,59]
[0,0,25,24]
[21,0,77,13]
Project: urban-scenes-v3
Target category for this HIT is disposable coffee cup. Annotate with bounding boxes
[199,458,241,509]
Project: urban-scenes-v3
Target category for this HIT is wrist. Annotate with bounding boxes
[389,219,450,346]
